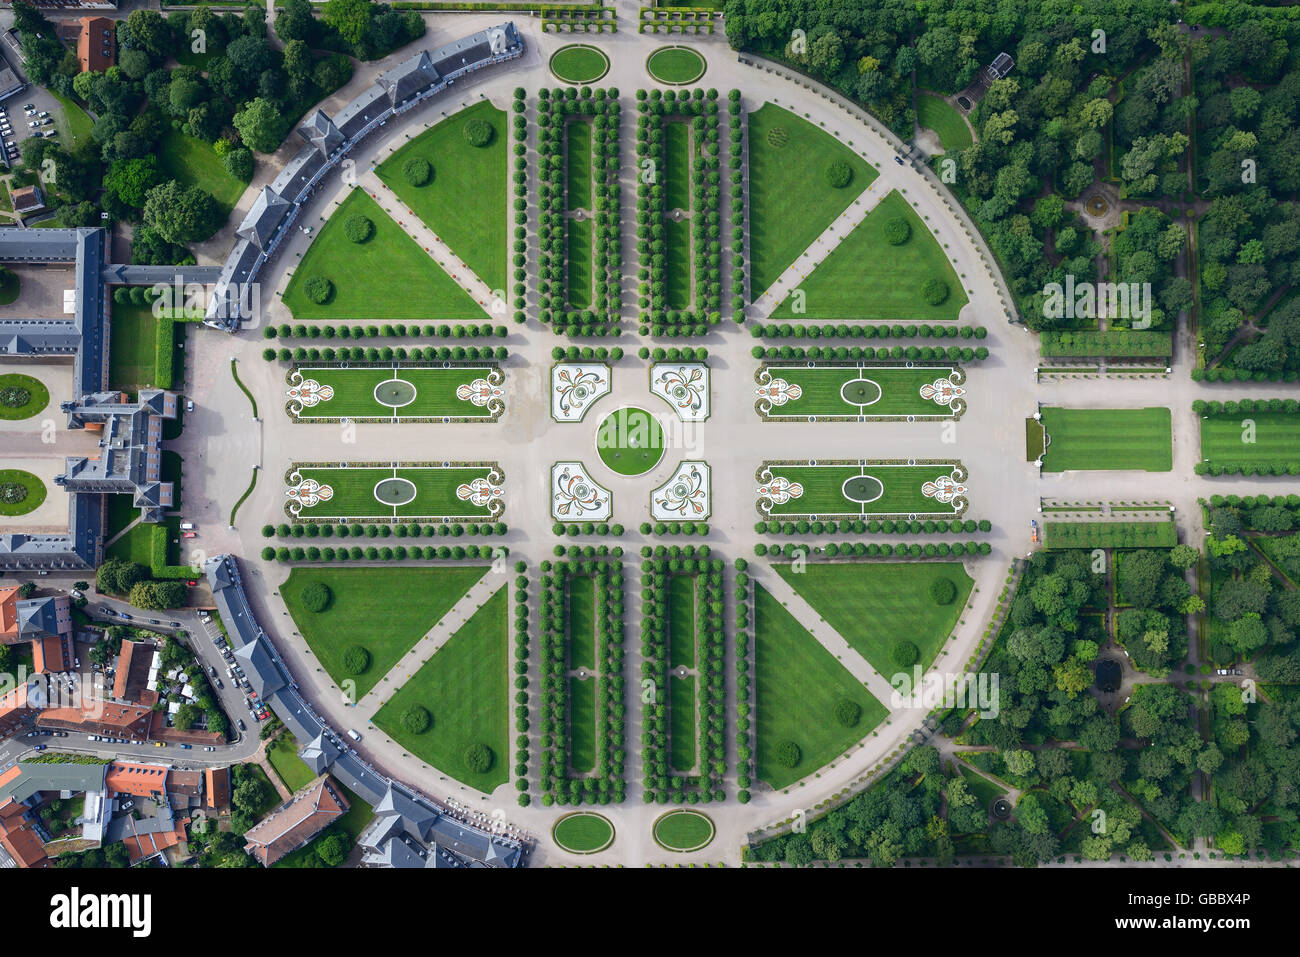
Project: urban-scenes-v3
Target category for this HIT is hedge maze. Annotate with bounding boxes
[639,546,726,804]
[636,87,722,336]
[537,87,623,337]
[539,557,627,805]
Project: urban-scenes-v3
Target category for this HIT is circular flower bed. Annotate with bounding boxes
[0,470,46,516]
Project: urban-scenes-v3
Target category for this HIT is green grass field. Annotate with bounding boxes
[646,46,707,84]
[668,576,696,669]
[754,584,886,789]
[774,561,973,675]
[1201,411,1300,467]
[281,566,489,698]
[373,586,509,793]
[566,215,593,310]
[569,674,597,773]
[770,190,968,321]
[760,462,965,517]
[376,100,507,292]
[566,119,592,211]
[108,301,160,392]
[758,365,963,419]
[664,216,692,310]
[664,119,692,212]
[596,407,666,476]
[289,465,499,521]
[158,130,247,220]
[568,575,596,672]
[52,92,95,151]
[288,366,499,420]
[1041,407,1173,471]
[283,190,486,321]
[748,103,878,299]
[668,673,696,772]
[549,45,610,84]
[266,734,317,792]
[552,812,614,852]
[653,809,714,850]
[0,470,46,517]
[0,373,49,420]
[917,94,973,152]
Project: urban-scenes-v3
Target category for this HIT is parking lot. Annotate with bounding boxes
[0,98,57,166]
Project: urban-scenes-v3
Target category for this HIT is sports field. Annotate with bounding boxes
[1040,407,1173,472]
[1201,411,1300,467]
[758,462,967,517]
[756,365,965,419]
[286,366,501,421]
[287,464,502,521]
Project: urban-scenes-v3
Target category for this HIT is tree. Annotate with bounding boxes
[125,9,170,58]
[174,702,199,731]
[276,0,316,44]
[143,180,221,244]
[316,833,347,866]
[233,98,285,154]
[323,0,374,53]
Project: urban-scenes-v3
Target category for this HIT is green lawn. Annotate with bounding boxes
[759,365,963,419]
[52,92,95,151]
[753,584,886,789]
[0,264,18,304]
[281,566,489,698]
[288,366,498,420]
[773,561,973,676]
[646,46,707,84]
[748,103,878,299]
[1041,407,1173,471]
[566,118,592,211]
[1201,411,1300,467]
[668,673,696,772]
[664,216,692,310]
[564,120,594,308]
[266,734,316,792]
[664,119,692,212]
[283,190,487,321]
[0,470,46,517]
[376,100,507,292]
[760,462,964,516]
[595,407,665,475]
[958,764,1007,811]
[549,44,610,84]
[917,94,973,152]
[566,215,593,310]
[0,373,49,420]
[668,575,695,668]
[569,674,597,773]
[158,130,246,220]
[770,190,968,321]
[552,811,614,852]
[653,809,714,850]
[106,522,152,566]
[108,301,159,392]
[290,465,498,521]
[373,587,509,793]
[568,574,596,671]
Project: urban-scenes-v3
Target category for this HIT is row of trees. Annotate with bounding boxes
[727,90,746,315]
[266,345,506,364]
[266,322,509,340]
[753,322,989,340]
[513,562,531,807]
[263,543,506,563]
[264,522,507,540]
[95,556,187,609]
[755,518,991,536]
[755,541,991,558]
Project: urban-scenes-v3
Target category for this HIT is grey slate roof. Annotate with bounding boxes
[300,731,341,775]
[299,109,344,157]
[377,50,439,107]
[237,187,292,250]
[0,763,107,805]
[234,637,285,697]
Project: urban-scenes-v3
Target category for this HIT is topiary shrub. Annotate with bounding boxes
[0,386,31,408]
[0,482,27,505]
[463,119,493,147]
[883,217,911,245]
[766,126,788,149]
[824,159,852,188]
[464,742,494,773]
[304,276,334,305]
[891,639,919,668]
[775,740,800,768]
[401,705,431,734]
[833,699,861,728]
[402,156,432,186]
[300,582,332,612]
[929,576,957,605]
[921,278,949,305]
[343,215,374,243]
[342,645,371,675]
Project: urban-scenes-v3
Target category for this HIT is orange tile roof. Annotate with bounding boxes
[76,17,115,74]
[0,587,18,639]
[243,775,348,867]
[204,767,230,809]
[105,762,169,797]
[32,636,66,675]
[0,804,48,868]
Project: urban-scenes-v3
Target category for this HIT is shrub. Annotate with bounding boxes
[0,386,31,408]
[774,740,801,768]
[401,705,431,734]
[343,215,374,243]
[883,217,910,245]
[223,148,254,182]
[824,159,852,188]
[765,126,788,148]
[464,742,494,773]
[833,699,861,727]
[891,639,919,667]
[464,119,493,147]
[402,156,432,186]
[342,645,371,675]
[304,276,334,304]
[921,278,949,305]
[300,582,332,612]
[929,577,957,605]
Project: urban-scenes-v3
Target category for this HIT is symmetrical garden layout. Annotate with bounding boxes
[286,365,504,422]
[285,463,504,522]
[755,363,967,421]
[757,461,970,519]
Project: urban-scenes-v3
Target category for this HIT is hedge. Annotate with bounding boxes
[1042,521,1178,549]
[154,318,176,390]
[150,525,200,579]
[269,544,508,562]
[755,541,991,558]
[1039,329,1173,358]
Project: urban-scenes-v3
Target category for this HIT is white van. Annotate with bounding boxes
[179,522,195,531]
[346,729,362,742]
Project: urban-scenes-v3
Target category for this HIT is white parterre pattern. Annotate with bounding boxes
[457,377,505,407]
[650,461,711,520]
[285,474,334,514]
[286,373,335,411]
[456,475,504,508]
[651,363,709,421]
[551,462,612,521]
[756,473,804,510]
[551,364,611,422]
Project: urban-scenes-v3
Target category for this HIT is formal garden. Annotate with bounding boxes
[284,364,504,422]
[1037,407,1174,472]
[757,461,969,519]
[284,463,504,523]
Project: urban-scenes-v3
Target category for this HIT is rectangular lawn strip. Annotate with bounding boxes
[282,190,487,321]
[748,102,878,299]
[568,675,597,773]
[568,575,596,672]
[291,466,495,521]
[665,216,691,310]
[281,566,489,699]
[566,215,593,310]
[291,366,495,419]
[664,119,692,213]
[770,190,968,321]
[1201,411,1300,466]
[667,575,696,669]
[753,584,886,790]
[763,365,959,418]
[764,464,960,516]
[375,100,507,292]
[372,587,509,793]
[266,734,317,793]
[108,301,159,392]
[565,118,593,211]
[1040,407,1173,472]
[773,561,973,676]
[668,674,697,773]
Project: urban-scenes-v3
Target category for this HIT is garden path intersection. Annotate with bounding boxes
[164,20,1295,868]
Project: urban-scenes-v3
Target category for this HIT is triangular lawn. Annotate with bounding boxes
[748,102,877,300]
[773,561,973,676]
[280,565,489,698]
[769,189,968,321]
[283,189,489,320]
[376,100,508,293]
[373,586,509,793]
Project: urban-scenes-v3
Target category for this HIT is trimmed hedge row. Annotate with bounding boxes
[262,544,508,562]
[752,344,988,362]
[1039,329,1172,358]
[513,561,531,807]
[755,541,991,558]
[1193,398,1300,415]
[154,317,176,391]
[264,322,508,340]
[1192,366,1300,383]
[1042,522,1177,549]
[734,557,753,803]
[727,89,745,317]
[265,345,508,363]
[755,518,991,536]
[150,525,199,579]
[512,87,528,325]
[263,522,508,539]
[751,322,988,340]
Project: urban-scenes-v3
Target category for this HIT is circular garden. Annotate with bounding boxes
[652,809,715,852]
[552,811,615,854]
[595,407,665,476]
[646,46,706,85]
[0,469,47,517]
[0,373,49,421]
[549,44,610,84]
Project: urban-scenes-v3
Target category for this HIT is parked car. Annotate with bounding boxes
[186,580,198,587]
[204,746,216,752]
[169,620,180,627]
[214,678,223,689]
[185,400,194,413]
[180,744,192,750]
[237,719,246,732]
[1216,668,1229,676]
[35,744,46,751]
